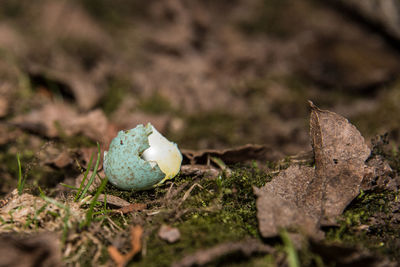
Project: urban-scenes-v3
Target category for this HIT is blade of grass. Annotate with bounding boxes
[75,151,94,201]
[80,176,108,228]
[280,229,300,267]
[79,142,101,201]
[60,183,80,190]
[16,153,25,195]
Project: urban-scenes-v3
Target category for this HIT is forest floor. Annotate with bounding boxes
[0,0,400,266]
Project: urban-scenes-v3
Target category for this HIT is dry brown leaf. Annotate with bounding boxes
[172,239,274,267]
[0,233,62,267]
[97,194,131,208]
[45,150,73,168]
[182,144,275,165]
[255,102,373,238]
[114,203,147,214]
[108,225,143,267]
[363,155,394,191]
[11,102,116,145]
[309,101,371,223]
[254,165,322,238]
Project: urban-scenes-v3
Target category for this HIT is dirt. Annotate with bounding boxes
[0,0,400,266]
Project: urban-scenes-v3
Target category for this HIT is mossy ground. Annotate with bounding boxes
[100,166,271,266]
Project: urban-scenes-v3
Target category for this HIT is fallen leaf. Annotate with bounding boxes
[11,102,116,145]
[309,101,371,223]
[254,165,322,238]
[172,239,274,267]
[45,150,73,168]
[182,144,276,165]
[158,224,181,243]
[0,233,62,267]
[363,155,394,190]
[26,61,107,111]
[114,203,147,214]
[255,102,373,238]
[108,225,143,267]
[97,194,131,208]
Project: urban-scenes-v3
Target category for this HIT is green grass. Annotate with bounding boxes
[280,230,300,267]
[16,153,25,195]
[75,142,101,202]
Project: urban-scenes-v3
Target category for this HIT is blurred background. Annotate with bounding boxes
[1,0,400,193]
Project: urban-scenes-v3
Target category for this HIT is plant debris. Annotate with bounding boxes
[108,225,143,267]
[182,144,275,165]
[96,194,131,208]
[11,102,116,145]
[172,239,274,267]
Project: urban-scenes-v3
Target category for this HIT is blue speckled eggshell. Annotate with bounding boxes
[104,124,165,190]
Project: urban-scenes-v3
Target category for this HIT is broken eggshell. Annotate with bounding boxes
[104,123,182,190]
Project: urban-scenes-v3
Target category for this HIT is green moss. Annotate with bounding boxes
[116,166,271,266]
[326,190,400,261]
[137,93,174,115]
[174,112,241,149]
[99,78,131,116]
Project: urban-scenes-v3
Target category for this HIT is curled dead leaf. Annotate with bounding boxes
[308,101,371,222]
[255,102,374,238]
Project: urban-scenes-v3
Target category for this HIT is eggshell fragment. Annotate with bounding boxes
[103,123,182,190]
[142,125,182,184]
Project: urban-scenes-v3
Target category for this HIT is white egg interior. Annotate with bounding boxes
[142,125,182,180]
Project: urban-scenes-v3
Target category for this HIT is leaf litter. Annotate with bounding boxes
[1,98,398,266]
[255,101,379,239]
